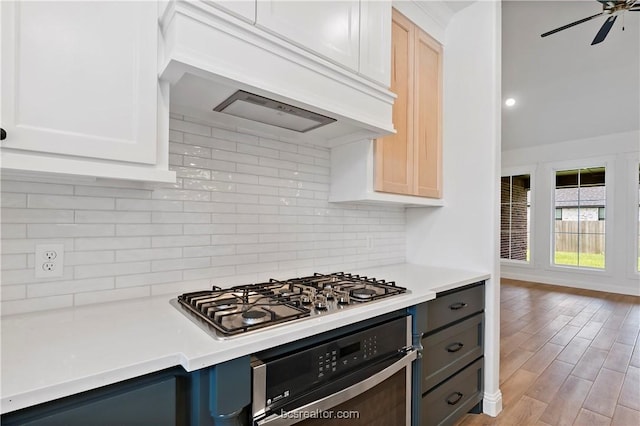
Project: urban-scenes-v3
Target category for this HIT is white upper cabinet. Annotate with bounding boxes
[1,1,174,182]
[359,0,391,86]
[256,0,360,71]
[211,0,256,23]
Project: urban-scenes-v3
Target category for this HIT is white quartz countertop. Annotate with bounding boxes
[0,263,489,414]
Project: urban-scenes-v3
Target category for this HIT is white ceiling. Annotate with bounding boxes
[502,0,640,150]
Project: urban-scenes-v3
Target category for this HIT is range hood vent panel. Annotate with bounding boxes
[213,90,336,133]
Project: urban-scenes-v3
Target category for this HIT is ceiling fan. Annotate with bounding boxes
[541,0,639,45]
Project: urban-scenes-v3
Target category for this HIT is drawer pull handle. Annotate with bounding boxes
[446,392,464,405]
[449,302,468,310]
[445,342,464,353]
[0,128,6,141]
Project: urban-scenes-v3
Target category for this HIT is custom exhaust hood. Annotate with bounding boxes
[213,90,336,133]
[158,2,396,147]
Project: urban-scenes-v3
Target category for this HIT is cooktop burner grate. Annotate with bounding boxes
[176,272,408,337]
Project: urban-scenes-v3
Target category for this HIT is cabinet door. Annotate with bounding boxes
[256,1,360,71]
[2,374,186,426]
[374,9,414,195]
[414,28,442,198]
[359,0,391,86]
[1,1,157,164]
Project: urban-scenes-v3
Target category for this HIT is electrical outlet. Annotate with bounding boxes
[35,244,64,278]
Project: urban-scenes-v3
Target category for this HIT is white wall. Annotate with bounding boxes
[0,115,406,315]
[502,130,640,296]
[404,0,503,416]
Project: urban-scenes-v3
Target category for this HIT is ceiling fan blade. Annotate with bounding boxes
[541,13,605,37]
[591,15,617,45]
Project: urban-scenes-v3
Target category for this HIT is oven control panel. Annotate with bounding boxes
[260,315,409,413]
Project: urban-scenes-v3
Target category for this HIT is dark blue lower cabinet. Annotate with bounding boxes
[1,367,189,426]
[2,358,254,426]
[191,356,252,426]
[409,281,486,426]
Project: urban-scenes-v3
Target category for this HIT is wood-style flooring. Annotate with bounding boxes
[456,279,640,426]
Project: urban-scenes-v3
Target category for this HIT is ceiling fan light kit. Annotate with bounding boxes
[541,0,639,45]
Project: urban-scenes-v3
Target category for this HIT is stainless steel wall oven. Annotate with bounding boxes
[250,311,416,425]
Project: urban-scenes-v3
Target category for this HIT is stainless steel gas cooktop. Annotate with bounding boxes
[173,272,408,338]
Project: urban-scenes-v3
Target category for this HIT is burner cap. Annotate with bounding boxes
[213,302,237,311]
[351,288,377,300]
[337,295,349,305]
[278,289,294,298]
[242,310,267,325]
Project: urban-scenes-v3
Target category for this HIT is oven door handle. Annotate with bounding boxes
[255,349,417,426]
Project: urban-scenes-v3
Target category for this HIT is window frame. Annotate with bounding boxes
[500,167,535,267]
[625,154,640,279]
[549,157,613,274]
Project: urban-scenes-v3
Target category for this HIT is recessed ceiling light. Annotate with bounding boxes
[505,98,516,107]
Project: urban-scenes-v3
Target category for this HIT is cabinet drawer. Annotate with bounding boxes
[421,358,483,426]
[421,313,484,394]
[425,284,484,333]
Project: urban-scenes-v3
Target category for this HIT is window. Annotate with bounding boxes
[554,167,605,269]
[555,208,562,220]
[501,174,530,262]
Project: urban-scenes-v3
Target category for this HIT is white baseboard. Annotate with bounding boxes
[501,271,640,296]
[482,389,503,417]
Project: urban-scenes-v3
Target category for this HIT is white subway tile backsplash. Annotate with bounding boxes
[237,163,278,177]
[74,211,151,224]
[66,251,115,266]
[183,179,236,193]
[1,284,27,301]
[75,237,150,251]
[116,270,183,288]
[2,180,74,195]
[151,257,209,272]
[2,224,27,238]
[2,268,73,285]
[1,238,75,255]
[115,199,183,212]
[169,118,211,136]
[172,166,212,180]
[170,142,213,158]
[183,201,235,213]
[186,157,236,173]
[1,193,27,208]
[184,133,236,153]
[259,157,298,171]
[1,254,27,270]
[75,261,150,279]
[116,247,182,263]
[151,188,211,201]
[1,116,405,315]
[152,235,210,248]
[27,277,114,298]
[151,212,210,224]
[115,224,182,236]
[182,265,236,281]
[183,224,235,235]
[74,186,151,199]
[28,224,115,238]
[259,137,298,153]
[28,195,114,210]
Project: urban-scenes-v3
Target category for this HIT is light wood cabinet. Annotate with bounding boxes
[374,9,442,198]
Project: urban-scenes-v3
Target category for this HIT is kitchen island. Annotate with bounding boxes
[1,264,489,416]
